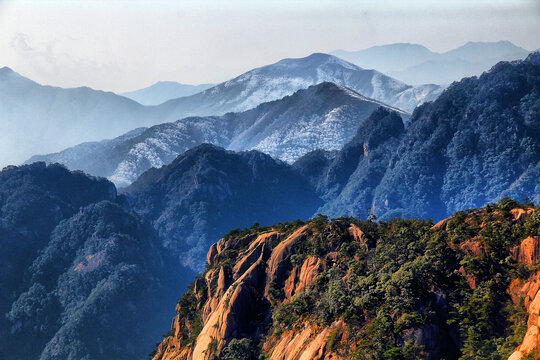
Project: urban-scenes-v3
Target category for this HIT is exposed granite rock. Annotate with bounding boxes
[151,205,540,360]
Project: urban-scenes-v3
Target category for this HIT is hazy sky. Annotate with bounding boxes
[1,0,539,92]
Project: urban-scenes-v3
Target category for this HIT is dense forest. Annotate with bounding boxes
[296,55,540,220]
[0,163,193,360]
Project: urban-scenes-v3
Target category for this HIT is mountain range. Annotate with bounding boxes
[150,53,441,118]
[33,52,540,272]
[296,54,540,220]
[332,41,530,85]
[1,53,439,167]
[29,82,406,187]
[120,81,214,106]
[0,53,539,359]
[32,53,540,215]
[0,66,151,167]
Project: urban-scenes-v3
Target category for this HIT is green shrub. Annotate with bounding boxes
[221,338,258,360]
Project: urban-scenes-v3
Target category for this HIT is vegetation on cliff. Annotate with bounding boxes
[152,198,540,360]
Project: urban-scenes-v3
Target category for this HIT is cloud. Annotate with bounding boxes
[10,33,34,52]
[3,1,540,91]
[9,32,130,91]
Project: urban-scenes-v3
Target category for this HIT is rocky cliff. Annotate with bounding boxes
[151,199,540,360]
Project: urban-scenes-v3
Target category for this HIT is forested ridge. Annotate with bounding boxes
[152,198,540,360]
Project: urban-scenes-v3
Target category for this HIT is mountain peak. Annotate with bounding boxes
[444,40,529,61]
[299,81,370,103]
[271,52,359,71]
[524,51,540,64]
[0,66,14,74]
[0,66,23,81]
[347,107,405,147]
[304,81,347,93]
[172,142,228,161]
[304,52,334,60]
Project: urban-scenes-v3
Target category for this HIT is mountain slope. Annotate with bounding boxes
[125,144,321,269]
[294,107,405,218]
[294,54,540,221]
[153,53,440,118]
[333,41,530,85]
[226,82,404,161]
[151,200,540,360]
[121,81,214,105]
[371,56,540,220]
[0,67,154,166]
[30,82,405,187]
[3,53,437,167]
[0,163,192,360]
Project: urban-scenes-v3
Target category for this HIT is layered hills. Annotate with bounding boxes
[296,54,540,220]
[30,82,404,186]
[332,41,530,85]
[0,53,539,360]
[25,54,540,278]
[151,199,540,360]
[0,147,323,357]
[2,53,438,167]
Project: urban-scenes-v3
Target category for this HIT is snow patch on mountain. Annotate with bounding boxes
[32,83,411,187]
[159,53,442,119]
[393,84,444,114]
[252,106,354,162]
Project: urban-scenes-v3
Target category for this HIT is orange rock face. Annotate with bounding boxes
[265,321,345,360]
[511,208,534,223]
[431,217,450,230]
[284,255,323,300]
[151,224,351,360]
[506,214,540,360]
[151,208,540,360]
[508,273,540,360]
[511,236,540,265]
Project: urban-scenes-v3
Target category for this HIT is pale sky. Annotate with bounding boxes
[1,0,539,93]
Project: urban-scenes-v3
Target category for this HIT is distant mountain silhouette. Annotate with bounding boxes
[29,82,406,187]
[121,81,213,105]
[1,53,440,167]
[332,41,530,85]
